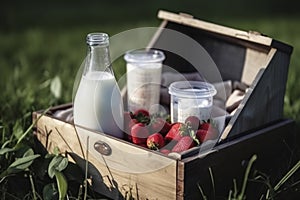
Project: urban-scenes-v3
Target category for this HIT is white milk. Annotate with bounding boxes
[74,71,124,138]
[126,63,162,112]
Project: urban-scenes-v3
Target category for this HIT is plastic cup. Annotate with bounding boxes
[168,81,217,123]
[124,49,165,112]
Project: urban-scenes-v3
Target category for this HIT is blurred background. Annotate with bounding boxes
[1,0,299,127]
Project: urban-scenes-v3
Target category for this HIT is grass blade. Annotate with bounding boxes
[209,167,216,200]
[233,178,238,198]
[0,147,15,155]
[237,154,257,200]
[0,154,40,178]
[29,174,37,200]
[17,107,50,145]
[55,170,68,200]
[228,189,232,200]
[197,183,208,200]
[84,136,89,200]
[274,160,300,191]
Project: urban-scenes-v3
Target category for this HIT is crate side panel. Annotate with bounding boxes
[228,49,291,137]
[181,120,297,199]
[35,115,177,200]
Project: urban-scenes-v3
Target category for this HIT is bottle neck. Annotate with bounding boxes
[83,33,113,76]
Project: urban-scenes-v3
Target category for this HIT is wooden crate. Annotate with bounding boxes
[150,10,293,140]
[33,10,297,199]
[34,104,178,199]
[34,108,298,199]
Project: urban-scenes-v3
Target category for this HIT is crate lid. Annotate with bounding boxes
[152,10,293,143]
[157,10,293,54]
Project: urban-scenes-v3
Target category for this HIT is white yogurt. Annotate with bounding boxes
[169,81,216,122]
[124,49,165,112]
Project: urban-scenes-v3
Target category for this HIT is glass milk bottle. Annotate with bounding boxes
[73,33,124,139]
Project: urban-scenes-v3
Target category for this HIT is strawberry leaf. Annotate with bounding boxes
[190,130,200,145]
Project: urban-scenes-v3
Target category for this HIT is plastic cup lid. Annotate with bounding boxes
[168,81,217,98]
[124,49,165,63]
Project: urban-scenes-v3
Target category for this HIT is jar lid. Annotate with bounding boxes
[168,81,217,98]
[124,49,165,63]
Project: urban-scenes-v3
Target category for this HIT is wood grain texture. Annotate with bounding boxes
[158,10,273,46]
[179,119,297,199]
[220,48,277,140]
[225,48,291,138]
[35,113,177,200]
[241,48,270,85]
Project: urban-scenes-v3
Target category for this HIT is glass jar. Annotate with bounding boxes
[168,81,216,123]
[124,49,165,112]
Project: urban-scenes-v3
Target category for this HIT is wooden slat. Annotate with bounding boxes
[220,69,265,141]
[158,10,273,46]
[241,48,271,85]
[220,48,277,140]
[221,47,291,139]
[147,19,168,49]
[181,119,296,199]
[176,161,185,199]
[35,114,177,200]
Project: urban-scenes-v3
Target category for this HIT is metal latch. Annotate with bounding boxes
[94,141,112,156]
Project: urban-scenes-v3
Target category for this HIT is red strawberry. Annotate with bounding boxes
[160,148,171,155]
[133,109,150,125]
[150,117,171,135]
[196,126,218,142]
[130,123,150,144]
[164,139,178,150]
[200,122,210,130]
[126,118,138,141]
[196,129,208,143]
[165,122,184,142]
[185,116,201,130]
[134,109,150,118]
[147,133,165,150]
[159,141,175,155]
[171,136,195,153]
[124,111,133,133]
[129,118,138,129]
[207,126,219,140]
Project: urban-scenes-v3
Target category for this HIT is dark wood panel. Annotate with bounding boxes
[181,119,299,199]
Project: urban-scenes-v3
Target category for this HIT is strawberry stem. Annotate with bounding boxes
[190,129,200,145]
